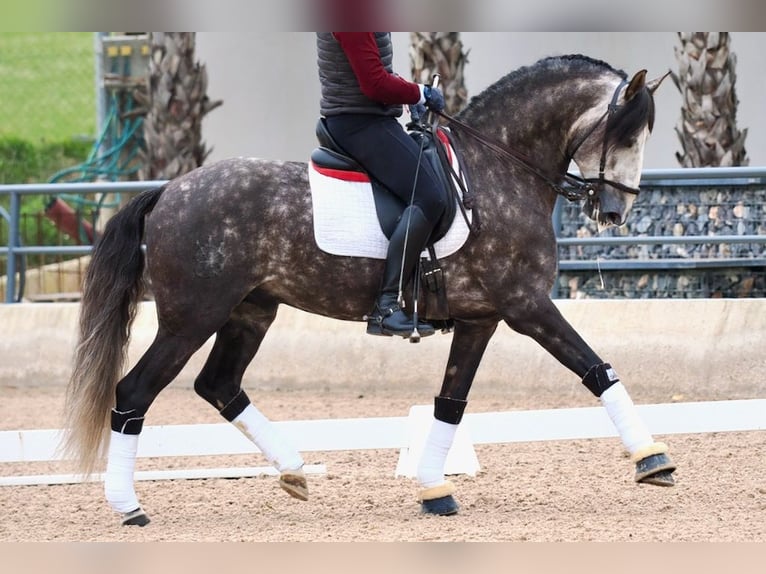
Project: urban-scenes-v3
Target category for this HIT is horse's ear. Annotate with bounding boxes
[624,69,647,101]
[646,70,672,95]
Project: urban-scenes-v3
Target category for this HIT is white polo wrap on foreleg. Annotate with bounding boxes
[599,381,654,456]
[417,418,459,489]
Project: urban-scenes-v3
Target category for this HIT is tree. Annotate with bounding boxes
[137,33,222,180]
[409,32,469,116]
[671,32,748,167]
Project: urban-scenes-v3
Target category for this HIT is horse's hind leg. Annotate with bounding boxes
[504,297,676,487]
[107,327,212,526]
[193,298,307,501]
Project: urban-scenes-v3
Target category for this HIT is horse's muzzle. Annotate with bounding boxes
[583,197,628,228]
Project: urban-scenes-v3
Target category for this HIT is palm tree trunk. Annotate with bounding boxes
[409,32,468,116]
[137,32,222,180]
[671,32,748,167]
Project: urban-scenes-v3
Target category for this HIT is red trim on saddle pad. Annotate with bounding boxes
[310,161,370,183]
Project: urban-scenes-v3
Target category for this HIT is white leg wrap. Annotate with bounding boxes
[104,431,141,513]
[416,419,458,489]
[232,404,304,472]
[600,382,654,456]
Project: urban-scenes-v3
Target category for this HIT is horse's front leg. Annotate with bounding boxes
[417,318,499,516]
[505,297,676,487]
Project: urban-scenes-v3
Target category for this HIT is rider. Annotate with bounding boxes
[316,32,447,338]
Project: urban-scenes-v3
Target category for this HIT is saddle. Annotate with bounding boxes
[309,118,474,327]
[312,117,459,244]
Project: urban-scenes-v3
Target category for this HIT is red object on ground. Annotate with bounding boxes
[44,197,94,244]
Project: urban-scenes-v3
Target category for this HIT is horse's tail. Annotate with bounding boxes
[61,186,164,476]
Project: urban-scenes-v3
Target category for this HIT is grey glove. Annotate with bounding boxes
[409,102,427,123]
[423,85,445,112]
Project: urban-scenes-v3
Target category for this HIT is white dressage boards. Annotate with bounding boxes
[2,399,765,486]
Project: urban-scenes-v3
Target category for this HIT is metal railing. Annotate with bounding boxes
[1,180,165,302]
[3,167,766,303]
[550,166,766,297]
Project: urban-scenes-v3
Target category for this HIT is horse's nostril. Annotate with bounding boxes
[602,211,623,226]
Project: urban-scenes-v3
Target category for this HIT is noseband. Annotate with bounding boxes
[436,78,641,203]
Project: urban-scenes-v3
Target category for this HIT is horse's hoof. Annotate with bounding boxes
[635,452,676,486]
[421,495,459,516]
[640,469,675,486]
[279,469,309,501]
[418,481,459,516]
[121,507,150,526]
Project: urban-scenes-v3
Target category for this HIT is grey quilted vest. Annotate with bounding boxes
[316,32,403,118]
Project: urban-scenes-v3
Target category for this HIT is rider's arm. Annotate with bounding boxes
[333,32,424,106]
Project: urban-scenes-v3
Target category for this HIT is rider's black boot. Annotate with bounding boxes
[367,205,436,338]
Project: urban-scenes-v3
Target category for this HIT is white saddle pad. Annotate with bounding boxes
[308,131,472,260]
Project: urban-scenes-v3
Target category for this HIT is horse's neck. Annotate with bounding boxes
[456,99,579,189]
[459,97,584,172]
[450,130,561,224]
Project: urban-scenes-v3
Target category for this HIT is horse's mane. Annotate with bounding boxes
[463,54,627,114]
[514,53,627,83]
[459,54,653,141]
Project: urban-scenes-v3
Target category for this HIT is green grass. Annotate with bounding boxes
[0,32,96,143]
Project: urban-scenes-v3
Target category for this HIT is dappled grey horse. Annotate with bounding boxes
[63,54,675,525]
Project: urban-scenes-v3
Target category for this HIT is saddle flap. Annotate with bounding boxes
[413,128,458,243]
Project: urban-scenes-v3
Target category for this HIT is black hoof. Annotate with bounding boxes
[421,495,459,516]
[635,453,676,486]
[122,508,150,526]
[640,469,675,486]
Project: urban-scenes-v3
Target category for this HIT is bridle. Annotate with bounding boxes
[435,78,641,203]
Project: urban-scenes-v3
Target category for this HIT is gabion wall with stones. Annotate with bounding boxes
[555,185,766,299]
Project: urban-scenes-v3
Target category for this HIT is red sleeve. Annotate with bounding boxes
[333,32,421,105]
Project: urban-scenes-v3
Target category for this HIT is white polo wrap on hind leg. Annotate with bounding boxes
[232,404,304,472]
[104,431,141,513]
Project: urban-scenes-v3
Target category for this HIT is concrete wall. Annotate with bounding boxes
[4,300,764,403]
[195,32,766,170]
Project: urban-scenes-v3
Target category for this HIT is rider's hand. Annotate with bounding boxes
[422,85,445,112]
[409,102,427,123]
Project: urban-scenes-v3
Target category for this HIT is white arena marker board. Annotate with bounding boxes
[0,416,410,463]
[2,399,764,486]
[465,399,766,444]
[0,464,328,487]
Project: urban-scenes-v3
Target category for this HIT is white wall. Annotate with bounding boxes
[6,300,764,395]
[196,32,765,170]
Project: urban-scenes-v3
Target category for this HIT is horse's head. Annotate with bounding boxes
[571,69,668,230]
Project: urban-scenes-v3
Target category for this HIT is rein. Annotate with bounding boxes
[435,79,639,203]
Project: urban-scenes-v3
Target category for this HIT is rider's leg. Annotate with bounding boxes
[369,204,435,336]
[324,114,446,337]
